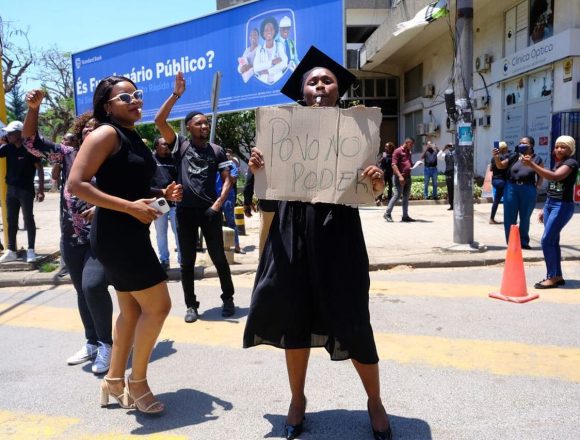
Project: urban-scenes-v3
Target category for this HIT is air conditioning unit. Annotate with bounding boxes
[416,123,426,135]
[426,122,438,134]
[475,54,491,73]
[423,84,435,98]
[474,95,490,109]
[445,117,456,132]
[478,116,491,127]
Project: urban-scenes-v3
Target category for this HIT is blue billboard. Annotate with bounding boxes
[72,0,344,123]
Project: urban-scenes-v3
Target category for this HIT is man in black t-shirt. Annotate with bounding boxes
[0,121,44,264]
[151,136,180,270]
[155,72,235,323]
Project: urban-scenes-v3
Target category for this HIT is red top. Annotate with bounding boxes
[392,146,413,177]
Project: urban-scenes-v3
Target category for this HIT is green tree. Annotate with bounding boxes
[135,120,181,150]
[215,110,255,162]
[33,47,75,141]
[0,17,34,93]
[6,82,25,121]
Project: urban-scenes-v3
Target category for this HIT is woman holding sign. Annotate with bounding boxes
[521,135,578,288]
[243,46,392,440]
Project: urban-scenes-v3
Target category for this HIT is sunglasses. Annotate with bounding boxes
[108,90,144,104]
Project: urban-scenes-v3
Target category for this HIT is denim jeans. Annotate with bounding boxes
[386,175,411,217]
[61,239,113,345]
[154,206,180,263]
[490,178,506,220]
[541,198,574,279]
[176,206,234,309]
[222,199,239,247]
[423,167,438,199]
[6,186,36,251]
[503,182,537,247]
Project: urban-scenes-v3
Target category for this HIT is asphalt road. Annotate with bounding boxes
[0,264,579,439]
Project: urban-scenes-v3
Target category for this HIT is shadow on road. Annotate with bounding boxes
[198,306,250,322]
[0,285,60,319]
[262,409,431,439]
[129,388,233,435]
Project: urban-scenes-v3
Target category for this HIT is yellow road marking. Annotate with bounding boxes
[0,410,78,439]
[0,411,187,440]
[1,302,579,382]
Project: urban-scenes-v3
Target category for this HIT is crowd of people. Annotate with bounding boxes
[0,42,577,438]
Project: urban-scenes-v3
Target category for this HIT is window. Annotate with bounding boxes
[345,78,398,116]
[404,64,423,102]
[404,110,423,153]
[504,1,554,55]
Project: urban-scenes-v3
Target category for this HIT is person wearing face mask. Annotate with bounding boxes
[493,136,543,249]
[68,76,183,415]
[243,46,392,440]
[23,91,113,375]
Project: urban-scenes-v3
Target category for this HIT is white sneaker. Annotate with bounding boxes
[0,250,18,263]
[92,342,112,374]
[26,249,37,263]
[66,343,98,365]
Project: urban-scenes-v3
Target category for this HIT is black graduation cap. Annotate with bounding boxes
[280,45,356,105]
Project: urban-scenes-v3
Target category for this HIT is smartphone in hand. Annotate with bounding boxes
[149,197,170,215]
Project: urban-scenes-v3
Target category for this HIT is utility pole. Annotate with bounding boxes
[452,0,475,246]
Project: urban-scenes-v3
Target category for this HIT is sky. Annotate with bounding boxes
[2,0,217,87]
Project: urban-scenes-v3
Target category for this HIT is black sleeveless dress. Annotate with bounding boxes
[90,124,167,291]
[243,201,379,364]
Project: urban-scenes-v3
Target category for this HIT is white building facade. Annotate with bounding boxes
[359,0,580,177]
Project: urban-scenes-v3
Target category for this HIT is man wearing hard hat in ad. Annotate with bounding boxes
[278,15,299,70]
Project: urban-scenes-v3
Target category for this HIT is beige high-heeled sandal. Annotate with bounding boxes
[127,376,164,414]
[100,376,133,409]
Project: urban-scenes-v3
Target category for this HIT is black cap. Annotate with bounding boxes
[280,45,356,105]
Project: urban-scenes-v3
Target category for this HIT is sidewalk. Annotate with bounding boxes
[1,192,579,287]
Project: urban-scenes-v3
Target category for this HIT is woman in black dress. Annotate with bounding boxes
[243,47,392,440]
[69,76,182,414]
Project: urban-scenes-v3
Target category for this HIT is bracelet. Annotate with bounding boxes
[172,92,180,99]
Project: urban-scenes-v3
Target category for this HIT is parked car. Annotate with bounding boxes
[34,167,53,192]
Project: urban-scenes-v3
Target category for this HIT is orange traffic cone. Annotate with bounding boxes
[489,225,539,303]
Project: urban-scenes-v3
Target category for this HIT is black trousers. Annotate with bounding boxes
[6,186,36,251]
[384,171,394,201]
[445,173,454,207]
[176,206,234,309]
[61,239,113,345]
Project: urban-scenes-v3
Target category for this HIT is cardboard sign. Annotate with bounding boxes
[254,106,382,205]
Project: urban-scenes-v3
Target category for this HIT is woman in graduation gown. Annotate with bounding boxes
[243,46,393,440]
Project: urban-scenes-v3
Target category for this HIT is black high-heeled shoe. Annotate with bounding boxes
[284,418,305,440]
[284,398,307,439]
[367,401,393,440]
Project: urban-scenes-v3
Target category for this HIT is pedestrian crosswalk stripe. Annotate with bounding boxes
[1,302,578,383]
